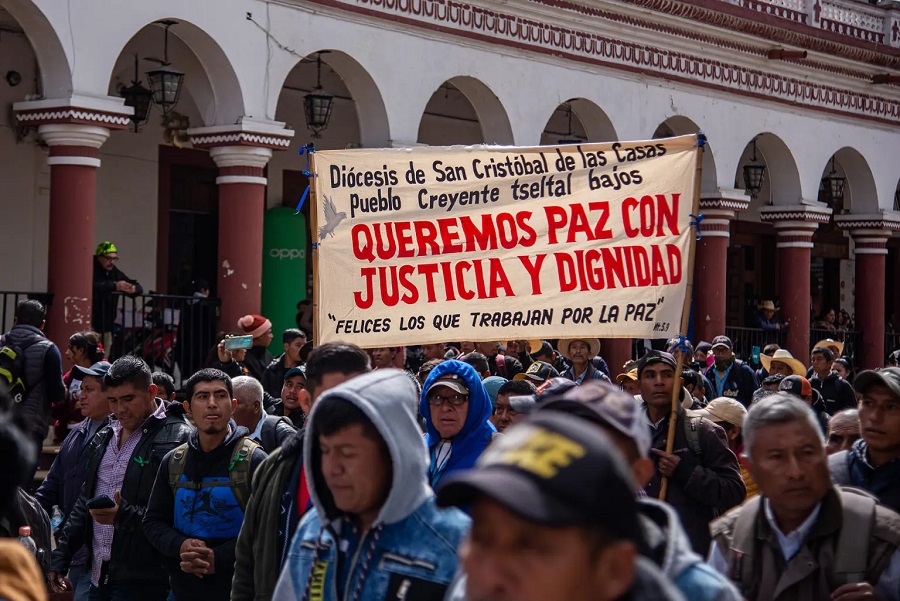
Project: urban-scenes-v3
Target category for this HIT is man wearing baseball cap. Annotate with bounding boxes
[637,350,745,554]
[437,411,686,601]
[704,336,759,408]
[697,398,757,499]
[778,375,829,434]
[92,241,143,346]
[829,368,900,514]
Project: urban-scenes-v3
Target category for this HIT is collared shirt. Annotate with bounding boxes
[90,402,167,586]
[711,364,734,398]
[763,499,822,561]
[248,412,266,442]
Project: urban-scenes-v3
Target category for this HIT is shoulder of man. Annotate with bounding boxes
[828,450,852,485]
[870,500,900,547]
[710,497,757,542]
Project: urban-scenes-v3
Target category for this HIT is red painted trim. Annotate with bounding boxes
[219,166,265,177]
[49,146,100,158]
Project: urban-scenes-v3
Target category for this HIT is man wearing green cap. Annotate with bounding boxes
[92,242,143,346]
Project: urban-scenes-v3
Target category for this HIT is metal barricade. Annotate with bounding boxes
[0,292,54,333]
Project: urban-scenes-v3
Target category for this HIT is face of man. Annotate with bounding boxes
[254,329,274,348]
[282,375,307,411]
[371,347,396,369]
[428,386,470,439]
[461,342,476,354]
[858,384,900,461]
[769,361,793,377]
[810,352,832,377]
[762,309,775,320]
[284,337,306,365]
[491,393,517,432]
[621,379,640,396]
[568,340,591,366]
[463,497,635,601]
[320,423,391,526]
[107,382,158,434]
[747,419,831,526]
[186,381,235,435]
[833,362,850,380]
[694,350,707,364]
[422,343,445,361]
[98,253,118,271]
[825,412,861,455]
[309,371,364,404]
[79,376,110,420]
[639,364,676,409]
[232,390,261,431]
[475,341,500,357]
[712,346,733,363]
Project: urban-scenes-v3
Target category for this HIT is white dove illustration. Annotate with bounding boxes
[318,195,347,241]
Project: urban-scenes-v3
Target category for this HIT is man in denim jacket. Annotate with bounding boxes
[272,369,470,601]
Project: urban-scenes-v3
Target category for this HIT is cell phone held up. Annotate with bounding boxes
[224,335,253,351]
[86,495,116,510]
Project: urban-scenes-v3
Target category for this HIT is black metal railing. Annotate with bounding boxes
[810,328,861,364]
[0,291,54,334]
[886,332,900,357]
[724,326,785,366]
[93,293,220,380]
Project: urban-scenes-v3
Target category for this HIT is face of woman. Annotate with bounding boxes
[826,310,835,323]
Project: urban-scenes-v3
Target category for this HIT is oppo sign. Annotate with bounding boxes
[269,248,306,260]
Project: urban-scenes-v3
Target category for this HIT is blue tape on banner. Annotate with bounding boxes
[674,335,692,355]
[689,213,705,241]
[299,144,316,177]
[697,131,708,148]
[295,185,310,214]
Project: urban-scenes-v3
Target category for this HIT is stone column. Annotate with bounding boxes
[761,206,831,360]
[14,98,130,347]
[189,119,293,331]
[599,338,632,376]
[693,191,750,343]
[836,214,900,369]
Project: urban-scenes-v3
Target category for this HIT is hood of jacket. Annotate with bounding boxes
[419,360,495,473]
[635,387,696,412]
[638,498,702,580]
[304,369,431,527]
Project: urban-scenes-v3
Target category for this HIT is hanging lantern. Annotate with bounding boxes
[146,21,184,117]
[121,54,152,132]
[742,139,766,198]
[557,103,584,145]
[304,52,333,138]
[820,156,846,207]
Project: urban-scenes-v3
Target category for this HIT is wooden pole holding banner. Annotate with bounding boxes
[307,148,320,347]
[659,133,705,502]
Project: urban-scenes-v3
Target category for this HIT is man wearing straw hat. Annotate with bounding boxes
[750,300,784,332]
[560,338,611,384]
[759,349,807,378]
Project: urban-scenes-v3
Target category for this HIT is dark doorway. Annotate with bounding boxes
[157,147,218,295]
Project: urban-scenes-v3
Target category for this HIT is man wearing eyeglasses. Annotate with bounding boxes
[92,241,143,348]
[420,360,496,489]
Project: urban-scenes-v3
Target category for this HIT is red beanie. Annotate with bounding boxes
[237,314,272,339]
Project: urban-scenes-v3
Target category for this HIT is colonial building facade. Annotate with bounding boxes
[1,0,898,370]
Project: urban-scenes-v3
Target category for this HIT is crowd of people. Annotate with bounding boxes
[1,296,899,601]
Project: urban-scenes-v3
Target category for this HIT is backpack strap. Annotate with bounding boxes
[495,353,507,378]
[828,451,852,486]
[833,488,876,585]
[683,410,703,457]
[167,443,193,491]
[228,437,260,511]
[729,495,763,595]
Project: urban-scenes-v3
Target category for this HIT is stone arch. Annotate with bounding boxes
[418,76,513,146]
[652,116,716,195]
[272,50,389,149]
[820,147,879,215]
[540,98,617,145]
[0,0,71,97]
[734,132,802,207]
[103,18,244,126]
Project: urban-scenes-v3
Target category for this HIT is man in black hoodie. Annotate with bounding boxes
[143,369,267,601]
[809,346,856,415]
[91,241,143,342]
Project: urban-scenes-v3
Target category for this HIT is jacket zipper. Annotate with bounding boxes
[343,530,369,601]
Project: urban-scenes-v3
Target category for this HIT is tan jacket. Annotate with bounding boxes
[710,487,900,601]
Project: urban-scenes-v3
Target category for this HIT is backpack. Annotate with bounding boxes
[167,437,260,511]
[729,487,876,593]
[0,338,26,406]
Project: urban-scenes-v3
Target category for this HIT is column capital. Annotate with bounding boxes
[188,117,294,151]
[835,212,900,255]
[14,95,131,130]
[759,203,833,225]
[699,188,752,238]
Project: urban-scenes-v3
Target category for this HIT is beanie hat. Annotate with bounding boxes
[237,314,272,339]
[95,241,118,256]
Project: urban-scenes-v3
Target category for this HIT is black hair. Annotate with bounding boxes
[462,352,490,377]
[282,328,307,345]
[762,344,781,356]
[417,359,443,381]
[103,355,152,390]
[763,373,786,385]
[69,331,105,363]
[14,299,45,327]
[533,341,554,360]
[305,342,371,393]
[681,369,702,389]
[497,379,537,397]
[183,368,233,401]
[152,372,176,399]
[811,346,835,362]
[191,279,210,294]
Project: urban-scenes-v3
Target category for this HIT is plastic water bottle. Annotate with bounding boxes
[17,526,37,556]
[50,506,63,532]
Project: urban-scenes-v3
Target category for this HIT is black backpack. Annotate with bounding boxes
[0,337,27,407]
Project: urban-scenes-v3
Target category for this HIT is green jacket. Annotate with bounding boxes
[231,429,304,601]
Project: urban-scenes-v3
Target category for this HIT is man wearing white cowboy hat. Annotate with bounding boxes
[759,349,806,377]
[559,338,611,384]
[750,300,784,332]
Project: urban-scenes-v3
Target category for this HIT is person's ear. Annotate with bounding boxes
[149,383,159,399]
[299,389,312,414]
[40,320,46,331]
[591,541,636,600]
[232,399,238,410]
[183,400,192,416]
[485,370,492,378]
[632,457,655,488]
[283,343,290,353]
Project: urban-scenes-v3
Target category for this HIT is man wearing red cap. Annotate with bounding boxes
[236,315,274,382]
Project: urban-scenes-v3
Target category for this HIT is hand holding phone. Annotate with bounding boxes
[224,335,253,351]
[86,495,116,510]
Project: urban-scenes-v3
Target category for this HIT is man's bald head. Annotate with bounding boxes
[826,409,860,455]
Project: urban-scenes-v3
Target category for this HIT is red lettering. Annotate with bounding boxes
[517,254,545,295]
[544,206,568,244]
[488,258,514,298]
[657,194,679,236]
[399,265,417,304]
[459,214,498,253]
[455,261,475,300]
[414,221,440,257]
[622,197,639,238]
[516,211,537,247]
[354,267,376,309]
[395,222,414,259]
[437,218,463,253]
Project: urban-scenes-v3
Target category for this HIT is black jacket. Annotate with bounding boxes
[809,370,856,416]
[243,346,274,383]
[257,415,296,453]
[704,359,759,407]
[262,354,296,399]
[211,359,279,412]
[50,401,192,584]
[143,424,267,601]
[92,259,143,333]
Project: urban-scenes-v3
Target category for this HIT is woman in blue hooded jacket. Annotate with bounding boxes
[420,360,496,488]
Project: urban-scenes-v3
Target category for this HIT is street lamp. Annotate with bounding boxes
[146,20,184,117]
[304,52,333,138]
[557,103,584,145]
[820,156,846,207]
[742,138,766,199]
[120,54,152,132]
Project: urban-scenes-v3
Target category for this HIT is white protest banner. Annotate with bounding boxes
[313,134,699,347]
